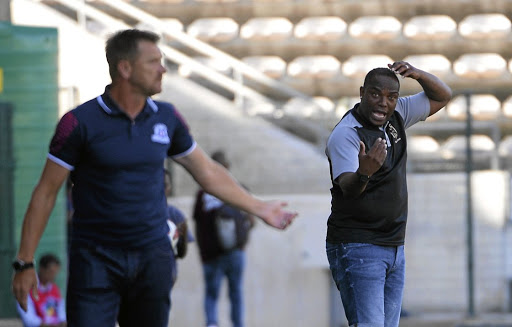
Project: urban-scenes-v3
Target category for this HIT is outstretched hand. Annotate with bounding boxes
[358,138,387,176]
[12,269,38,312]
[258,201,298,230]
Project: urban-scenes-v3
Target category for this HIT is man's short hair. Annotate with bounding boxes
[105,29,161,80]
[363,67,400,90]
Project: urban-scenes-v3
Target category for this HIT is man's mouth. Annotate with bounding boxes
[372,111,386,120]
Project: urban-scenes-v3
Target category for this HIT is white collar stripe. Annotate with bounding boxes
[96,96,112,114]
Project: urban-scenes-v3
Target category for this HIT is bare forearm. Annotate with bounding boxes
[17,186,58,261]
[199,164,261,215]
[416,70,452,103]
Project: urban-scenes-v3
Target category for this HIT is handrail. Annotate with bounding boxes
[99,0,314,101]
[50,0,274,104]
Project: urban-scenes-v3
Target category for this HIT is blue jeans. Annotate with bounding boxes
[202,250,245,327]
[326,242,405,327]
[66,239,176,327]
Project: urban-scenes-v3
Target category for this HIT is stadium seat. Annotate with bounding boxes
[408,135,441,156]
[137,0,184,3]
[402,54,451,76]
[334,97,360,118]
[408,135,446,172]
[341,55,393,78]
[294,16,347,41]
[502,96,512,118]
[440,134,495,164]
[403,15,457,40]
[458,13,511,39]
[186,18,239,43]
[194,0,238,3]
[240,17,293,41]
[135,19,183,39]
[178,56,231,78]
[498,136,512,169]
[453,53,507,79]
[287,55,341,79]
[282,96,335,118]
[348,16,402,40]
[241,56,287,78]
[446,94,501,121]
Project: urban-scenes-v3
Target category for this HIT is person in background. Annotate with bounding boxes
[12,29,297,327]
[193,150,255,327]
[164,168,194,285]
[325,62,452,327]
[17,253,66,327]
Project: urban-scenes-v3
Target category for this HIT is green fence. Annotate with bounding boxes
[0,22,66,318]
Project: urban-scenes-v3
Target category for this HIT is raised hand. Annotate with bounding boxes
[358,138,387,176]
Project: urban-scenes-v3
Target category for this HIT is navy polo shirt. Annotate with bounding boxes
[48,86,196,248]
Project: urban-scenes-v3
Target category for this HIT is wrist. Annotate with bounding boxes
[356,170,370,183]
[12,258,35,272]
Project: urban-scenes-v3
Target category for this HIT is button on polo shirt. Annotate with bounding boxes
[48,87,196,248]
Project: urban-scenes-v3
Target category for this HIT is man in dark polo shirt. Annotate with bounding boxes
[12,29,297,327]
[325,62,451,327]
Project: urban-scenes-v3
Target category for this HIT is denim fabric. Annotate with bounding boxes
[326,242,405,327]
[66,239,176,327]
[202,249,245,327]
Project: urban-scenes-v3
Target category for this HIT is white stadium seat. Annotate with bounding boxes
[178,56,231,77]
[282,96,335,118]
[349,16,402,40]
[459,13,511,39]
[440,134,495,160]
[294,16,347,41]
[341,55,393,78]
[498,136,512,158]
[240,17,293,41]
[409,135,441,155]
[241,56,287,78]
[403,15,457,40]
[502,96,512,118]
[446,94,501,121]
[453,53,507,78]
[287,55,341,79]
[334,97,360,119]
[187,18,239,43]
[402,54,451,76]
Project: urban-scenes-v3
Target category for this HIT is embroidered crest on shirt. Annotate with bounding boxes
[387,123,401,144]
[151,123,170,144]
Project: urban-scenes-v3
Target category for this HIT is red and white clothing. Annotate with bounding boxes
[17,282,66,327]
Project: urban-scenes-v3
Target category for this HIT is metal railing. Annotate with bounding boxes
[44,0,317,110]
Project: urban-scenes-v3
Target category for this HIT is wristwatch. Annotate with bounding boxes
[356,171,370,183]
[12,258,35,272]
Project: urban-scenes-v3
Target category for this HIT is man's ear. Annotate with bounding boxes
[117,60,132,79]
[359,86,364,99]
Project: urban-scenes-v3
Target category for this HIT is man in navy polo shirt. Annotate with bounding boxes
[12,29,297,327]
